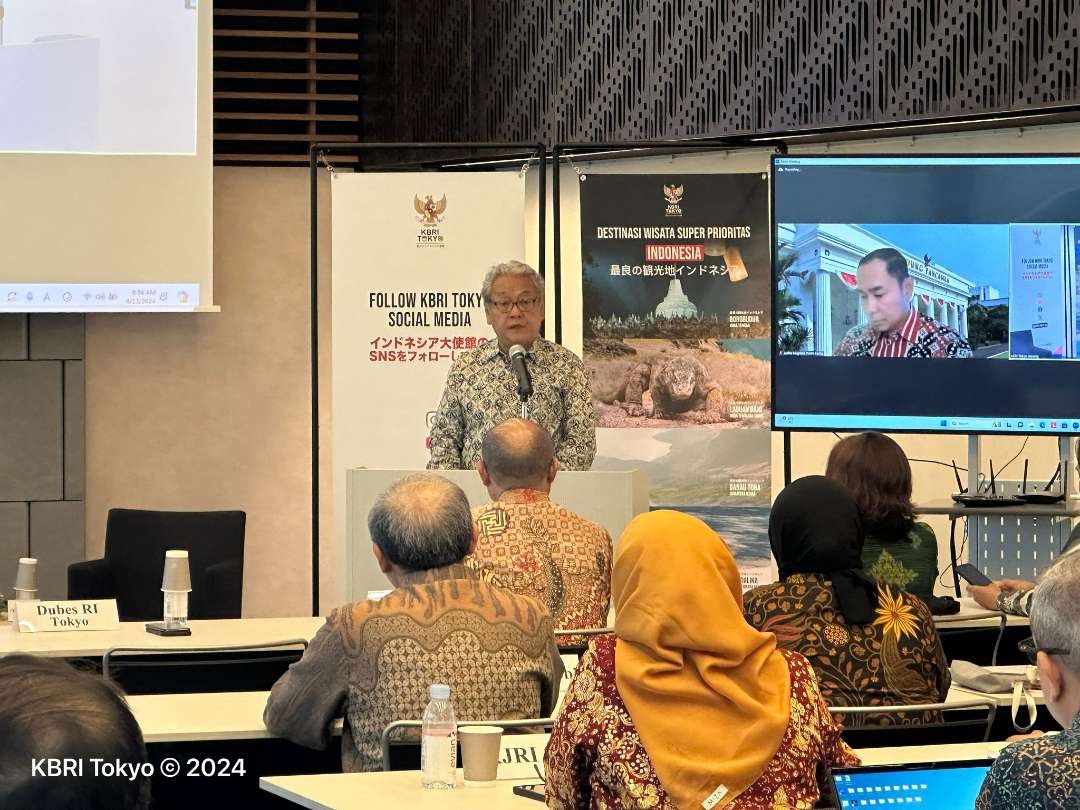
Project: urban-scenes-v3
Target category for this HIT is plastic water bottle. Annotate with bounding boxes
[420,683,457,789]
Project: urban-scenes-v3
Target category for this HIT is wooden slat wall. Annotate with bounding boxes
[213,0,362,165]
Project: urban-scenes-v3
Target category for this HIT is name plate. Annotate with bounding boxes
[12,599,120,632]
[496,733,549,781]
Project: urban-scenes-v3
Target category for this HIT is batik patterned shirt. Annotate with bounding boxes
[467,488,612,632]
[976,712,1080,809]
[998,588,1035,617]
[861,521,939,605]
[743,574,951,723]
[263,564,563,772]
[834,309,972,358]
[426,338,597,471]
[544,635,859,809]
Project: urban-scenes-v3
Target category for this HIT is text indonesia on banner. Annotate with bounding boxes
[578,173,775,590]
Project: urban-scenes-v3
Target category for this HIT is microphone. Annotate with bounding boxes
[508,344,532,401]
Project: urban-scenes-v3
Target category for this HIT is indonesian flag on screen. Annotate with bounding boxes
[920,294,931,304]
[839,271,858,289]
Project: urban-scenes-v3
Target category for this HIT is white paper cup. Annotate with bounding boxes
[14,557,37,591]
[459,725,503,786]
[162,550,192,592]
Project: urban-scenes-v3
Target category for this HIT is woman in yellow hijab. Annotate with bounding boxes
[545,510,857,808]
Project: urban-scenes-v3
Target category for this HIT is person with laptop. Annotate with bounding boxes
[466,418,612,633]
[544,510,858,809]
[744,476,950,719]
[976,552,1080,809]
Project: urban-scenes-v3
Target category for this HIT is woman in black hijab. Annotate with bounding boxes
[744,476,950,716]
[768,475,878,624]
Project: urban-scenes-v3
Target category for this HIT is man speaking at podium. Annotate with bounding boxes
[427,260,597,471]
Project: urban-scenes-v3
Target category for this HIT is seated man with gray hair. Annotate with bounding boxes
[427,260,597,471]
[265,473,563,772]
[469,418,612,632]
[976,551,1080,809]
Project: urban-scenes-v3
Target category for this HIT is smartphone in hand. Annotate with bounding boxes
[956,563,993,587]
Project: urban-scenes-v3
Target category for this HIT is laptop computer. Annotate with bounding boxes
[830,759,993,808]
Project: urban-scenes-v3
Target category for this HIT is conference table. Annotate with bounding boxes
[0,616,1040,808]
[0,616,324,657]
[127,691,343,743]
[0,601,1018,658]
[935,597,1029,630]
[259,740,1016,809]
[123,665,1043,747]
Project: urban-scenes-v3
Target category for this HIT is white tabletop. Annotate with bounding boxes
[0,606,1017,658]
[129,691,274,743]
[259,740,1019,809]
[127,689,343,743]
[261,771,539,809]
[122,659,1037,747]
[0,616,324,658]
[933,598,1029,630]
[857,740,1010,766]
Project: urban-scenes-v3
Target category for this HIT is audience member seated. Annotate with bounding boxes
[467,418,612,633]
[545,510,857,809]
[0,655,150,810]
[826,431,939,604]
[976,552,1080,809]
[264,473,563,772]
[970,445,1080,617]
[744,476,950,721]
[969,539,1080,617]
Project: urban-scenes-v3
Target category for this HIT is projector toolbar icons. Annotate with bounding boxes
[0,284,198,310]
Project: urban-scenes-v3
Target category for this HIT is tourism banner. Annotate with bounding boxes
[578,173,774,589]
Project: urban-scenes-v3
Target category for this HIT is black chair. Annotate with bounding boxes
[101,640,307,695]
[68,508,245,621]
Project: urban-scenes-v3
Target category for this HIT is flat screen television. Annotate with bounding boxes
[772,153,1080,434]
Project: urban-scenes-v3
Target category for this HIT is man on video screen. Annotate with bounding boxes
[834,247,972,358]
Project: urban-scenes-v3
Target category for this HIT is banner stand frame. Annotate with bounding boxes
[308,142,547,616]
[550,140,785,542]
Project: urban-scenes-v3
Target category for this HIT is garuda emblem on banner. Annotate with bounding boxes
[414,194,448,226]
[663,184,684,205]
[663,183,684,217]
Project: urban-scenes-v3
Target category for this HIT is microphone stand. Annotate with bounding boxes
[509,344,532,419]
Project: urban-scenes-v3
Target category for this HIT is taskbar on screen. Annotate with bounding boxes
[774,414,1080,433]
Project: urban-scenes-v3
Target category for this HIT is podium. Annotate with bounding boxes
[344,468,649,601]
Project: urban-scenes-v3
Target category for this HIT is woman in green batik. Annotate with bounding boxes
[826,432,939,605]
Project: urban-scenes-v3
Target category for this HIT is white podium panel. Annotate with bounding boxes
[345,469,649,601]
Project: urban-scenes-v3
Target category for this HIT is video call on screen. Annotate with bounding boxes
[772,155,1080,432]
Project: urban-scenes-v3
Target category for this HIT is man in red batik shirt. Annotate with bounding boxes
[835,247,972,358]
